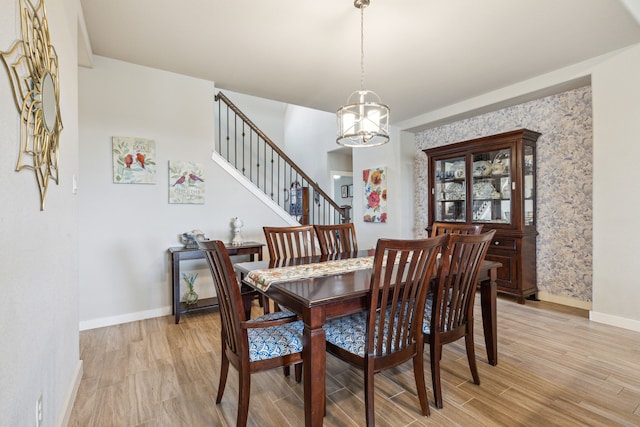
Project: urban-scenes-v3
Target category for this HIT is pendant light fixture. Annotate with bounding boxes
[337,0,390,148]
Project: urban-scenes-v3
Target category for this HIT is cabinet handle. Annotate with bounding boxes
[494,241,500,245]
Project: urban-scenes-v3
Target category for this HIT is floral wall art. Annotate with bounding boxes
[169,160,205,204]
[112,136,156,184]
[363,166,387,223]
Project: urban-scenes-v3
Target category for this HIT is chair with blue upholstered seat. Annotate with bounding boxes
[314,223,358,256]
[423,230,495,409]
[323,235,448,426]
[197,240,303,427]
[263,225,318,259]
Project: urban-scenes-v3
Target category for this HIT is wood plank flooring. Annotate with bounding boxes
[68,298,640,426]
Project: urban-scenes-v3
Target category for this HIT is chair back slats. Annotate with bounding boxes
[198,240,245,358]
[314,223,358,255]
[431,222,483,237]
[431,231,495,335]
[263,225,317,259]
[368,235,448,358]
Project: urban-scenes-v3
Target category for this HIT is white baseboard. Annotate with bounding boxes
[536,292,640,332]
[79,306,172,331]
[57,360,83,427]
[536,291,592,310]
[589,311,640,332]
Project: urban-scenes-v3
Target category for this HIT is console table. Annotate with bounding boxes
[168,241,264,323]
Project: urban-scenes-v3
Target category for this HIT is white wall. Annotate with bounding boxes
[217,89,287,148]
[333,175,353,205]
[283,103,338,193]
[0,0,81,425]
[78,57,288,329]
[351,126,415,250]
[591,43,640,329]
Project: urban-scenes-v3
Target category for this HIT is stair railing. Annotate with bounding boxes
[214,91,349,225]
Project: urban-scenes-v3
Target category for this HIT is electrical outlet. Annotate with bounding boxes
[35,394,43,427]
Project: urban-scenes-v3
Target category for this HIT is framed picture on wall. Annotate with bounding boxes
[363,166,387,223]
[348,184,354,197]
[169,160,205,204]
[341,185,348,198]
[112,136,156,184]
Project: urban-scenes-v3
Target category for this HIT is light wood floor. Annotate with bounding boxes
[69,298,640,426]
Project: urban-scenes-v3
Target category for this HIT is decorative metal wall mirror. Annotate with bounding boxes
[1,0,62,210]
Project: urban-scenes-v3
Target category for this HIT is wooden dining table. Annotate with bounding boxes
[235,252,501,427]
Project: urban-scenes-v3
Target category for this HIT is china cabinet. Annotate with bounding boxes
[423,129,540,303]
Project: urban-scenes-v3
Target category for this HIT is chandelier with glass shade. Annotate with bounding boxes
[336,0,390,148]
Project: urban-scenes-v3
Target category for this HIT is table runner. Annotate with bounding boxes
[245,256,374,291]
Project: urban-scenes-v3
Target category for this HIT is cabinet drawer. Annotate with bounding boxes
[490,237,517,251]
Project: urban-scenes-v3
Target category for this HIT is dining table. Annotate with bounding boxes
[234,251,500,427]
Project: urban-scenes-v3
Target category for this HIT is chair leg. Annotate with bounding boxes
[294,363,302,383]
[216,349,229,404]
[464,330,480,385]
[430,341,444,409]
[237,367,251,427]
[413,351,430,416]
[261,295,270,314]
[364,362,375,427]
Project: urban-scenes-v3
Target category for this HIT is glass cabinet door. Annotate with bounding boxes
[523,145,535,226]
[433,156,466,222]
[471,148,511,224]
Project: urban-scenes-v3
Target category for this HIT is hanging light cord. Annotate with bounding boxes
[360,4,365,91]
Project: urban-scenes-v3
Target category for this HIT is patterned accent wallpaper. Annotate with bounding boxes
[414,86,593,302]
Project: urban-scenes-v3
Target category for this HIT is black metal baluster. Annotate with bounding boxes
[225,104,230,160]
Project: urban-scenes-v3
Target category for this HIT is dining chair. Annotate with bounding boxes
[423,230,495,409]
[263,225,317,259]
[262,225,316,378]
[314,223,358,255]
[197,240,304,427]
[323,235,449,426]
[430,221,484,237]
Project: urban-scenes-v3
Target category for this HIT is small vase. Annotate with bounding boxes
[185,289,199,305]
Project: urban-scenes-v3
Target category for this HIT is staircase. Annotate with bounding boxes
[214,92,350,225]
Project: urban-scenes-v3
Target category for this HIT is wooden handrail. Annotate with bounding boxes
[215,91,347,222]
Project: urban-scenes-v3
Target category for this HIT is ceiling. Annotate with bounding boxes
[80,0,640,129]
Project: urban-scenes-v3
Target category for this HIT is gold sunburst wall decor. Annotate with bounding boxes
[1,0,63,210]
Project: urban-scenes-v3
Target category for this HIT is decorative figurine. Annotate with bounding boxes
[180,229,207,248]
[231,217,244,246]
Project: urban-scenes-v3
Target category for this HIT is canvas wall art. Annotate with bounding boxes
[112,136,156,184]
[363,166,387,223]
[169,161,205,204]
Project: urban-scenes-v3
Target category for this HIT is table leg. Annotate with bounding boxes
[480,267,498,366]
[303,311,326,427]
